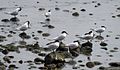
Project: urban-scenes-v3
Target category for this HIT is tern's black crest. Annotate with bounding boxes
[61,31,68,34]
[18,7,22,11]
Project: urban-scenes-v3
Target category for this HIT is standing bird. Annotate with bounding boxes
[4,7,22,17]
[16,21,30,32]
[47,40,60,52]
[66,40,80,50]
[44,10,51,17]
[46,31,68,45]
[91,26,106,35]
[76,31,95,42]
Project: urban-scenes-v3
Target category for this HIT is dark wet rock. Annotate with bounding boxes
[93,61,102,65]
[42,33,50,37]
[66,60,77,65]
[7,34,13,37]
[55,7,60,10]
[106,35,110,37]
[19,32,31,39]
[89,13,93,15]
[8,56,14,59]
[115,37,119,39]
[96,55,102,57]
[44,52,65,68]
[8,64,18,69]
[38,8,45,11]
[81,41,93,48]
[2,49,9,55]
[25,60,33,63]
[78,60,82,63]
[38,53,46,57]
[109,62,120,67]
[80,46,92,56]
[110,50,117,52]
[95,5,98,7]
[19,60,23,64]
[117,14,120,17]
[86,62,95,68]
[3,56,11,63]
[0,7,6,11]
[114,47,118,50]
[34,58,44,64]
[28,66,37,69]
[80,9,86,12]
[79,64,85,67]
[62,9,70,12]
[112,16,116,18]
[72,66,80,69]
[72,8,76,10]
[37,30,43,34]
[99,66,105,70]
[97,3,101,6]
[9,31,16,34]
[100,42,108,46]
[101,47,108,50]
[48,25,55,29]
[18,40,27,45]
[20,15,28,17]
[92,1,97,3]
[45,18,50,21]
[38,67,48,69]
[0,62,6,70]
[33,37,39,40]
[10,17,20,22]
[72,12,79,17]
[37,1,39,3]
[117,7,120,10]
[1,19,10,22]
[109,55,113,57]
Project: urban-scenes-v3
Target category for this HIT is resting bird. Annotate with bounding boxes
[16,21,30,32]
[4,7,22,17]
[45,10,51,17]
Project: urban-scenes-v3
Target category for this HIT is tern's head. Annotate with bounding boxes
[61,31,68,35]
[48,10,51,12]
[73,40,80,45]
[17,7,22,12]
[101,26,106,29]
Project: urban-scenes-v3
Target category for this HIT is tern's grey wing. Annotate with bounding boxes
[68,44,77,49]
[48,45,58,50]
[55,35,65,41]
[96,29,104,33]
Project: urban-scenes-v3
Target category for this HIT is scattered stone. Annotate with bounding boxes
[109,62,120,67]
[8,56,14,59]
[117,7,120,10]
[89,13,93,15]
[109,55,113,57]
[93,61,102,65]
[19,60,23,64]
[72,8,76,10]
[33,37,39,40]
[0,7,6,11]
[115,37,119,39]
[86,62,95,68]
[99,66,105,70]
[78,60,82,63]
[80,9,86,12]
[34,58,44,64]
[10,17,20,22]
[9,31,16,34]
[112,16,116,18]
[2,49,9,55]
[38,8,45,11]
[8,64,18,69]
[42,33,50,37]
[95,35,104,40]
[113,47,118,50]
[1,19,10,22]
[48,25,55,29]
[38,67,48,69]
[116,14,120,17]
[3,56,11,63]
[97,3,101,6]
[45,18,50,21]
[38,53,46,57]
[37,30,43,34]
[7,34,13,37]
[106,35,110,37]
[110,50,117,52]
[62,10,70,12]
[79,64,85,67]
[55,7,60,10]
[72,12,79,17]
[100,42,108,46]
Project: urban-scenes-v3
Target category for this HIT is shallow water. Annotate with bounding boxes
[0,0,120,70]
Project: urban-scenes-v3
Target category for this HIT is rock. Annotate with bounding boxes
[37,30,43,34]
[86,62,95,68]
[62,9,70,12]
[42,33,50,37]
[45,18,50,21]
[115,37,119,39]
[100,42,108,46]
[101,47,108,50]
[117,14,120,17]
[89,13,93,15]
[78,60,82,63]
[33,37,39,40]
[81,41,93,48]
[10,17,20,22]
[55,7,60,10]
[7,34,13,37]
[34,58,44,63]
[95,35,104,40]
[19,60,23,64]
[1,19,10,22]
[117,7,120,10]
[72,8,76,10]
[93,61,102,65]
[38,8,45,11]
[80,9,86,12]
[3,56,11,63]
[109,62,120,67]
[99,66,105,70]
[48,25,55,29]
[5,44,18,51]
[2,49,9,55]
[38,67,48,69]
[8,64,18,69]
[38,53,46,57]
[8,56,14,59]
[72,12,79,17]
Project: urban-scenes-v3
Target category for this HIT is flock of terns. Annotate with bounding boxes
[3,7,107,52]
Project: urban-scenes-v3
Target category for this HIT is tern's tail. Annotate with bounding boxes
[4,12,11,15]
